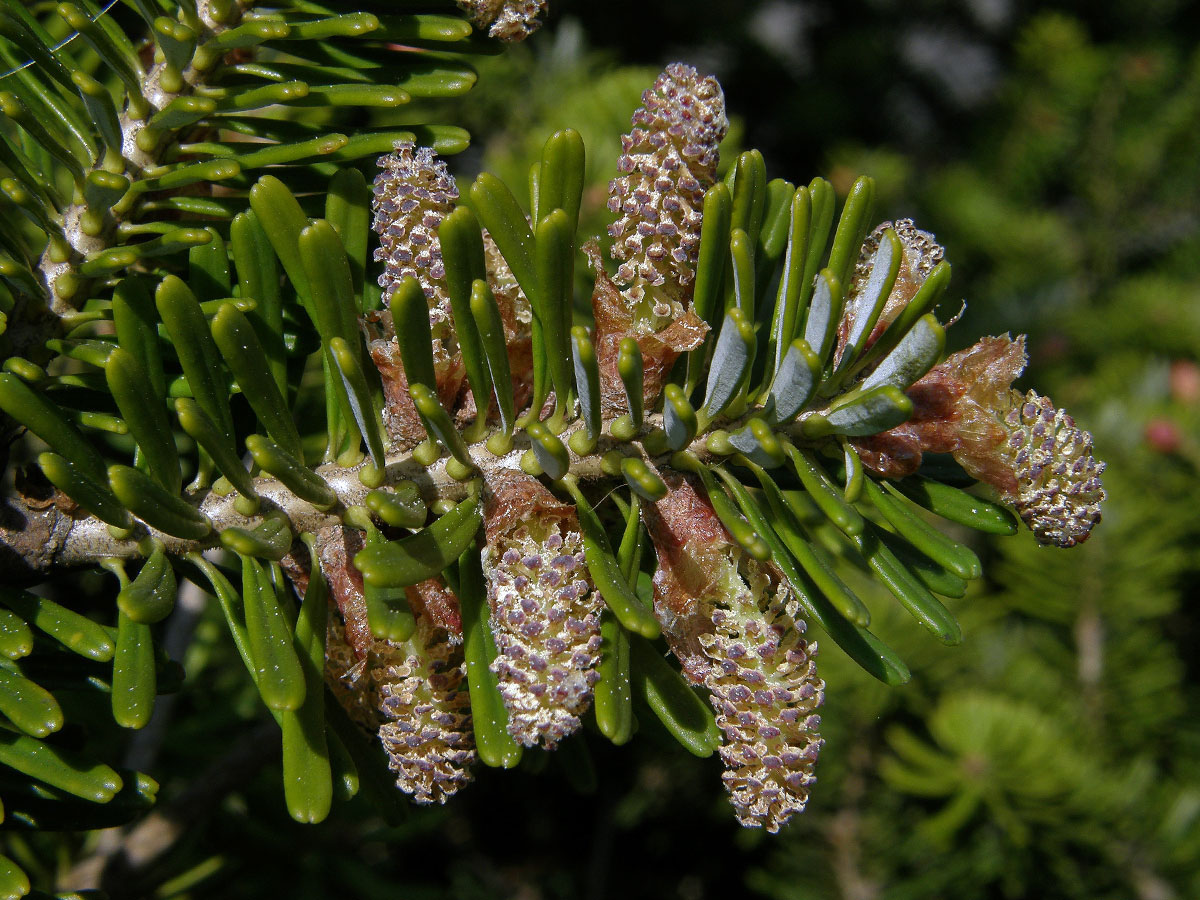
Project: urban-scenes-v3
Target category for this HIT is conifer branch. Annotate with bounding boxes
[0,414,700,574]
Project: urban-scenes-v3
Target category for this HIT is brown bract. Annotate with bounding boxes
[482,468,576,542]
[315,525,371,660]
[850,365,967,478]
[851,335,1022,486]
[405,577,462,639]
[13,466,67,512]
[642,469,734,684]
[315,523,462,652]
[586,242,707,416]
[851,334,1105,546]
[365,310,465,449]
[937,334,1029,494]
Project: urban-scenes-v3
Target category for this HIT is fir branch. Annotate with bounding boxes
[0,414,687,574]
[37,1,250,319]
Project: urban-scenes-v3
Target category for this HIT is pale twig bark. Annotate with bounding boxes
[1,439,517,577]
[0,415,696,577]
[1,385,835,579]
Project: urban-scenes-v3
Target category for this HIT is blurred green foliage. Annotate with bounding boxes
[5,4,1197,898]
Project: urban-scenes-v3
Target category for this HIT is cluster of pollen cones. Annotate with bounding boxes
[313,59,1103,833]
